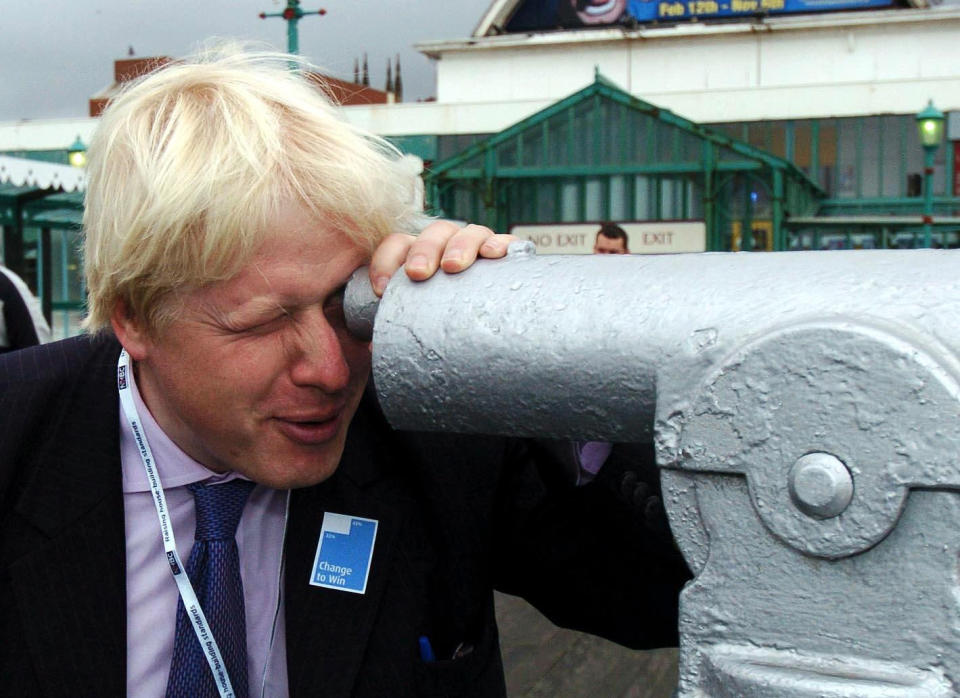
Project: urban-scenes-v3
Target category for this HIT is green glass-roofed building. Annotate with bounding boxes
[425,72,824,253]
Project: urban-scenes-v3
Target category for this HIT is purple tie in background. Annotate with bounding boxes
[166,478,255,698]
[579,441,613,477]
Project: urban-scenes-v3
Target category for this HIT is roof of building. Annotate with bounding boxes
[0,155,85,229]
[89,57,172,117]
[88,56,393,117]
[0,155,85,192]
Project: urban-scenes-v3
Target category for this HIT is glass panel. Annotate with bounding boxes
[880,115,902,197]
[584,178,603,220]
[746,123,766,151]
[453,186,474,221]
[51,227,84,305]
[716,141,745,162]
[51,309,85,340]
[437,134,487,162]
[546,115,568,167]
[766,122,787,160]
[521,128,543,168]
[454,150,485,171]
[561,180,579,221]
[507,180,529,222]
[21,225,40,295]
[660,178,675,219]
[609,176,627,221]
[679,131,701,163]
[856,116,881,198]
[707,122,740,141]
[836,119,857,198]
[631,113,653,166]
[688,179,704,219]
[793,120,812,174]
[600,100,619,166]
[656,121,673,163]
[817,123,837,197]
[536,180,557,222]
[905,113,926,196]
[497,140,518,168]
[749,177,771,219]
[725,173,747,218]
[634,175,651,219]
[571,102,593,165]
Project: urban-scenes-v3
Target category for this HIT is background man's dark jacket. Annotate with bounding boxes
[0,335,689,697]
[0,266,41,353]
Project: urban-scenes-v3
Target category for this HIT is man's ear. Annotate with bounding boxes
[110,299,151,361]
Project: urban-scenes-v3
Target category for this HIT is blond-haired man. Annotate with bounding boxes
[0,46,686,698]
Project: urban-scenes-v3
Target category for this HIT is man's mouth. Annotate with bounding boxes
[274,410,343,445]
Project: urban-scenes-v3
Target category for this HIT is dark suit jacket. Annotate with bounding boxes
[0,335,688,697]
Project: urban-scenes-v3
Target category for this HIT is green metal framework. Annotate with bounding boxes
[425,72,824,251]
[710,116,960,249]
[0,179,85,338]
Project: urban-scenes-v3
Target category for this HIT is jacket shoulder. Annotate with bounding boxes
[0,334,120,485]
[0,333,115,388]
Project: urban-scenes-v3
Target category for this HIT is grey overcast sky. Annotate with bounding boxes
[1,0,487,122]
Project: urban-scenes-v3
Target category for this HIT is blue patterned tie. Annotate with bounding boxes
[166,478,256,698]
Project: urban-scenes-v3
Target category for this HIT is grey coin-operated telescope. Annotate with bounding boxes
[345,242,960,698]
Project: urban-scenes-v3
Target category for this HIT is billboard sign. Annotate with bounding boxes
[506,0,894,31]
[509,220,707,255]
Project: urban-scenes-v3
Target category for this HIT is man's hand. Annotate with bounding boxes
[368,221,517,296]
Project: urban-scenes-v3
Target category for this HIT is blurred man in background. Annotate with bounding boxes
[593,222,630,254]
[0,263,50,352]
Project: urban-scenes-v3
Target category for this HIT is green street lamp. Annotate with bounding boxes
[915,100,945,248]
[259,0,326,55]
[67,135,87,168]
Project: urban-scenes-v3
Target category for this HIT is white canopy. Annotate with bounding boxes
[0,155,86,192]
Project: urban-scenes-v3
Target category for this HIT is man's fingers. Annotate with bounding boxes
[367,221,518,296]
[477,231,515,259]
[406,221,515,277]
[434,223,516,274]
[369,232,416,296]
[407,220,462,279]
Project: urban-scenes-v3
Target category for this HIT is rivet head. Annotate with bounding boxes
[507,240,536,257]
[788,453,853,519]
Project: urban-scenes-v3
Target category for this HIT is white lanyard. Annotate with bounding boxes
[117,350,238,698]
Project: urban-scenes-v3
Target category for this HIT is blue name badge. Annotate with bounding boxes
[309,513,378,594]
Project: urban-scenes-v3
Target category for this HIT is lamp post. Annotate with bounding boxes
[259,0,326,55]
[915,100,945,248]
[67,135,87,168]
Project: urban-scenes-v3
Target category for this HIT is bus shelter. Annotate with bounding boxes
[0,155,85,337]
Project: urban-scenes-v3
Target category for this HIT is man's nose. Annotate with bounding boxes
[288,309,352,392]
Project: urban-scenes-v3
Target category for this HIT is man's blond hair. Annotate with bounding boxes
[83,43,422,333]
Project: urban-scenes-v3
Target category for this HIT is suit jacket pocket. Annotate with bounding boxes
[413,622,505,698]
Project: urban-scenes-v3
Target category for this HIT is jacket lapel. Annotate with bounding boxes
[9,337,127,695]
[284,393,408,698]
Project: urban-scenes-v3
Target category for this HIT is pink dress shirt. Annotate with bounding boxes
[119,371,290,697]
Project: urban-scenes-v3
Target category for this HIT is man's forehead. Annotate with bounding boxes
[596,235,625,247]
[201,228,366,302]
